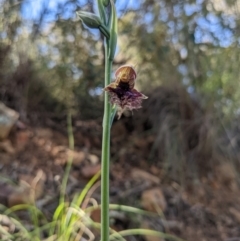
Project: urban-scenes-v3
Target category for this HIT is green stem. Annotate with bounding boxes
[101,41,112,241]
[60,112,74,204]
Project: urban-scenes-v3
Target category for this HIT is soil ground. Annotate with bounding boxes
[1,117,240,241]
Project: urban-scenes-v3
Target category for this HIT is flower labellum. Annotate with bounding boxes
[104,65,148,118]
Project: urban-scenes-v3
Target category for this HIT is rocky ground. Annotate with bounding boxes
[0,119,240,241]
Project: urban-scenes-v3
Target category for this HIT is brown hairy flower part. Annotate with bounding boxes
[104,65,148,118]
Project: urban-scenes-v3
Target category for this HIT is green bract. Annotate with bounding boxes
[77,11,110,39]
[77,11,102,28]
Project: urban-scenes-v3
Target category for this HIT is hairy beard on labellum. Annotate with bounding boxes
[104,65,148,118]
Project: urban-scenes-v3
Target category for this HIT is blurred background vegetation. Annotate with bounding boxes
[1,0,240,182]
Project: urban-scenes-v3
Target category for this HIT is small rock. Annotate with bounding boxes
[133,137,148,149]
[229,207,240,223]
[35,128,53,139]
[0,184,14,206]
[52,147,86,166]
[216,162,238,190]
[15,130,30,151]
[51,145,66,156]
[150,165,161,176]
[81,164,101,179]
[88,154,99,165]
[141,188,167,213]
[0,140,15,154]
[90,208,101,223]
[0,102,19,140]
[69,150,86,166]
[8,169,46,207]
[0,153,11,165]
[131,169,160,185]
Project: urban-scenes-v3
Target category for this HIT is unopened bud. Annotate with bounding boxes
[77,11,102,29]
[102,0,110,6]
[77,11,110,39]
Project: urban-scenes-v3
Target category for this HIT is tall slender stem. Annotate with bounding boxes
[101,41,112,241]
[60,112,74,204]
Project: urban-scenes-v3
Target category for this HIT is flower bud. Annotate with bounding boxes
[102,0,110,6]
[77,11,102,29]
[77,11,110,39]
